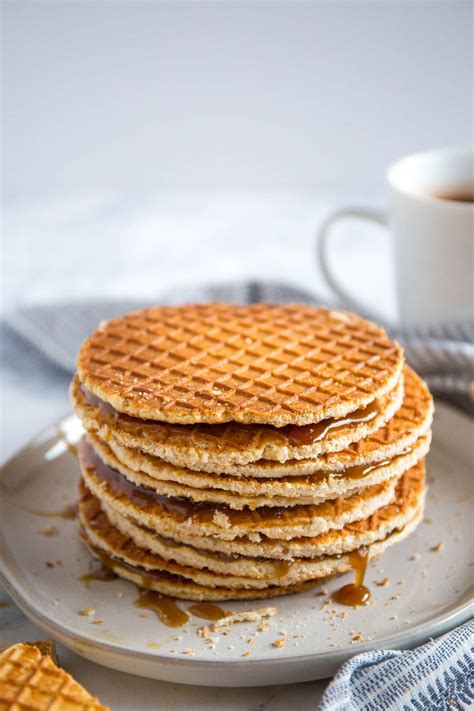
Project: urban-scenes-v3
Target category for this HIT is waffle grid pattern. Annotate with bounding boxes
[0,644,106,710]
[78,304,403,425]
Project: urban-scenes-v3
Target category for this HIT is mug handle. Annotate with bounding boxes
[317,206,389,324]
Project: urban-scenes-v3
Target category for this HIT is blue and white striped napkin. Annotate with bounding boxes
[319,619,474,711]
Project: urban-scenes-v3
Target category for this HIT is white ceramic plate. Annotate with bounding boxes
[1,402,472,687]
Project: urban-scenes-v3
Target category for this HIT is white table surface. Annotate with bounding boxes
[1,191,395,709]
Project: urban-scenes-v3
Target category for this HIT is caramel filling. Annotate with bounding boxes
[81,384,382,446]
[80,438,409,532]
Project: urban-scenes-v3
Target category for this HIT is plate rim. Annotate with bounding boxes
[1,404,473,683]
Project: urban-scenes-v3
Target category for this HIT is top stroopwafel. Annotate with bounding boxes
[76,303,404,426]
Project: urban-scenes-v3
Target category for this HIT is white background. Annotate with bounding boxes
[3,0,472,202]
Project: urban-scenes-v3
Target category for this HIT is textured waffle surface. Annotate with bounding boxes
[77,303,404,425]
[0,643,107,710]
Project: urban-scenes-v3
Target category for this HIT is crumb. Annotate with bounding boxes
[39,525,58,537]
[247,638,255,645]
[45,562,54,568]
[91,620,103,625]
[423,517,433,524]
[397,579,407,586]
[182,648,194,656]
[352,634,362,642]
[139,613,149,619]
[410,553,421,561]
[170,648,177,654]
[257,622,270,632]
[242,651,251,657]
[209,607,277,631]
[431,542,444,552]
[376,577,390,587]
[329,310,350,322]
[272,638,286,648]
[213,511,231,529]
[78,608,95,617]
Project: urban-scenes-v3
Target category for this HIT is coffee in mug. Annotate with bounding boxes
[317,147,473,325]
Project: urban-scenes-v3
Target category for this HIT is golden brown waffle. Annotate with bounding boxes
[78,478,423,598]
[86,429,430,508]
[76,303,404,426]
[81,529,327,600]
[78,438,400,541]
[0,643,107,710]
[79,461,425,578]
[71,372,404,468]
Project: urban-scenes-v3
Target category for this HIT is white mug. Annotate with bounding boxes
[318,147,474,326]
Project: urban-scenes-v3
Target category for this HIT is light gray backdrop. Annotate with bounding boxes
[3,0,472,202]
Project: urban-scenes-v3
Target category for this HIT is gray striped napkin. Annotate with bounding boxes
[319,619,474,711]
[3,280,473,412]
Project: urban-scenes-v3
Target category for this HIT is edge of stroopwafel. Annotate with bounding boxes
[79,460,425,579]
[76,303,404,426]
[78,436,401,541]
[78,500,422,599]
[86,429,430,508]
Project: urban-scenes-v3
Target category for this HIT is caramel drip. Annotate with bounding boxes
[332,548,371,607]
[79,559,118,587]
[283,400,380,446]
[81,384,380,446]
[55,426,78,457]
[188,603,227,621]
[134,591,189,628]
[24,504,77,520]
[273,560,291,579]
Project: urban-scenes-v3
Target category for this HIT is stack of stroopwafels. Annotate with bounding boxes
[71,303,433,601]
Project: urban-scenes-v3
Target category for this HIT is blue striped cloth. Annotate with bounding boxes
[319,619,474,711]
